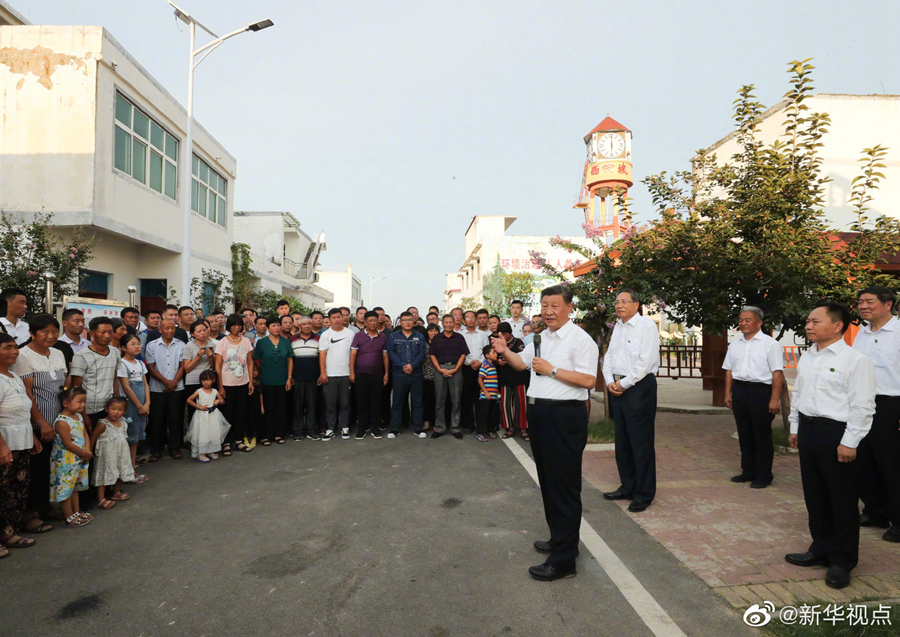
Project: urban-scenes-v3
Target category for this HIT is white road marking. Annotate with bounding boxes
[503,438,687,637]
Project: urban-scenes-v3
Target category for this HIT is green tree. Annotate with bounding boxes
[458,296,480,311]
[500,271,536,312]
[230,243,255,310]
[0,212,96,314]
[190,268,234,313]
[251,289,313,317]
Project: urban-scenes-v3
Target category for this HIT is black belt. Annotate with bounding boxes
[733,379,771,388]
[527,397,585,407]
[799,413,846,427]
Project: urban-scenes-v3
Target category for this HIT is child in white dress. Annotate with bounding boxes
[186,370,230,462]
[89,397,135,509]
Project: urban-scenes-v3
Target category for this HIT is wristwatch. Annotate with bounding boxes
[550,367,558,379]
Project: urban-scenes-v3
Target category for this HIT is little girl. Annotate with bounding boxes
[51,387,93,527]
[90,396,135,509]
[186,370,230,462]
[117,334,150,482]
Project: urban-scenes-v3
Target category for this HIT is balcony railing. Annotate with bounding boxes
[283,257,308,280]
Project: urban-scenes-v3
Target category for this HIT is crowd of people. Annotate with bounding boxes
[0,288,552,561]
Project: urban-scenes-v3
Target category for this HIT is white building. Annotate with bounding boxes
[317,264,363,311]
[0,12,317,314]
[702,94,900,230]
[233,211,332,309]
[444,216,594,311]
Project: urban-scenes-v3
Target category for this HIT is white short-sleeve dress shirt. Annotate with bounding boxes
[722,331,784,384]
[852,316,900,396]
[519,320,599,401]
[788,339,876,448]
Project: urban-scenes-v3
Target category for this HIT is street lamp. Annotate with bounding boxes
[167,1,274,305]
[368,274,386,307]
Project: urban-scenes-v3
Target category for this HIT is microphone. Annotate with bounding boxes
[533,334,542,376]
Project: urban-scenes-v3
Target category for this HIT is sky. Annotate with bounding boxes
[16,0,900,315]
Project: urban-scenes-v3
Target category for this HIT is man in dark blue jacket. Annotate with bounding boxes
[386,311,427,438]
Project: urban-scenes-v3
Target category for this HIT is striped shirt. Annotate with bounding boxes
[71,346,122,414]
[11,346,66,427]
[479,361,499,400]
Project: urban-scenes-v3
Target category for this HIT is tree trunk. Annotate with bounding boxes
[701,329,728,407]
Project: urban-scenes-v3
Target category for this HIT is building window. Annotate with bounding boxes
[191,154,227,227]
[79,269,110,299]
[114,93,178,201]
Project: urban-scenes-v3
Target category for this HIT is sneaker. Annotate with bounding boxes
[293,435,304,442]
[341,428,350,440]
[371,430,383,439]
[355,430,366,440]
[379,425,388,431]
[323,430,335,441]
[387,432,397,439]
[307,433,322,441]
[416,431,427,438]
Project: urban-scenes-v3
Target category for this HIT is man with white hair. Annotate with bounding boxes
[723,306,785,489]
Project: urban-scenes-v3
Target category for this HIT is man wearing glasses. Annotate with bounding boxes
[601,289,660,513]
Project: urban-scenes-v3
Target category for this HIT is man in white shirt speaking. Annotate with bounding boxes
[853,286,900,542]
[785,302,875,590]
[601,289,660,513]
[492,285,599,581]
[722,306,784,489]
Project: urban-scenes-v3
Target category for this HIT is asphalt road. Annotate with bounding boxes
[1,432,753,637]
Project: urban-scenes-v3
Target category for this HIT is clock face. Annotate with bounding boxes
[597,132,626,159]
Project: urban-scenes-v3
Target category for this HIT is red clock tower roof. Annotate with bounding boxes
[584,115,630,142]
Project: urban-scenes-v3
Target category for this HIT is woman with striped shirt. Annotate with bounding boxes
[12,314,67,531]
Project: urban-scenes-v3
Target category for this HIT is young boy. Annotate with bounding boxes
[476,345,501,441]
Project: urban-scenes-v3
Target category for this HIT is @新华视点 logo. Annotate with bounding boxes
[743,601,775,627]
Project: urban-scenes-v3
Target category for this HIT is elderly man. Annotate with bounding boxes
[723,306,784,488]
[290,316,321,441]
[785,302,875,590]
[460,310,490,434]
[492,284,599,581]
[145,319,186,460]
[451,307,464,332]
[429,314,468,438]
[853,286,900,541]
[601,289,660,513]
[351,311,389,439]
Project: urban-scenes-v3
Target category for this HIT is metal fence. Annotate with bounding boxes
[657,344,703,378]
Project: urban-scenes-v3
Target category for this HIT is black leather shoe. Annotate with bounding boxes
[860,513,890,528]
[749,481,771,489]
[453,432,463,439]
[628,501,650,513]
[528,563,576,581]
[534,540,552,554]
[785,551,829,567]
[883,526,900,543]
[430,432,444,439]
[825,565,850,589]
[731,474,754,483]
[603,489,632,501]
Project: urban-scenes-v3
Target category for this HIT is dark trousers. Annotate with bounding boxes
[219,383,249,444]
[381,372,393,428]
[731,381,775,483]
[246,389,262,440]
[609,375,657,503]
[798,414,860,570]
[423,378,436,425]
[355,373,383,433]
[184,383,201,427]
[460,365,479,429]
[434,365,462,433]
[859,395,900,524]
[27,442,52,512]
[316,384,327,433]
[260,385,288,440]
[528,401,588,570]
[292,379,318,436]
[391,371,423,433]
[149,391,184,455]
[324,376,351,431]
[477,398,500,435]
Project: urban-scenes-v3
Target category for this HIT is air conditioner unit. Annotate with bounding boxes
[313,273,320,283]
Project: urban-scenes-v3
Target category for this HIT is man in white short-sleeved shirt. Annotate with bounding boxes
[492,285,599,582]
[722,306,784,489]
[319,309,353,440]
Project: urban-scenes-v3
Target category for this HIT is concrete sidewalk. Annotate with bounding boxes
[581,410,900,611]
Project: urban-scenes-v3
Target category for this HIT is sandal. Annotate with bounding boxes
[196,455,210,463]
[0,545,8,559]
[274,437,286,445]
[221,444,232,457]
[133,474,149,484]
[98,499,115,510]
[148,454,161,463]
[260,439,272,447]
[521,430,531,442]
[109,492,130,502]
[501,431,514,439]
[208,453,219,460]
[169,451,183,460]
[79,511,94,522]
[236,442,251,453]
[1,534,36,548]
[136,457,149,465]
[489,432,498,439]
[64,513,91,527]
[475,434,489,442]
[21,516,53,534]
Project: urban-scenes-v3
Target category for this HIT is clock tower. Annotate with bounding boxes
[574,115,633,243]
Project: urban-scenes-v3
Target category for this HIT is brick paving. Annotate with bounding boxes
[582,409,900,608]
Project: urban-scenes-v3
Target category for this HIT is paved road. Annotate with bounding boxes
[1,433,753,636]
